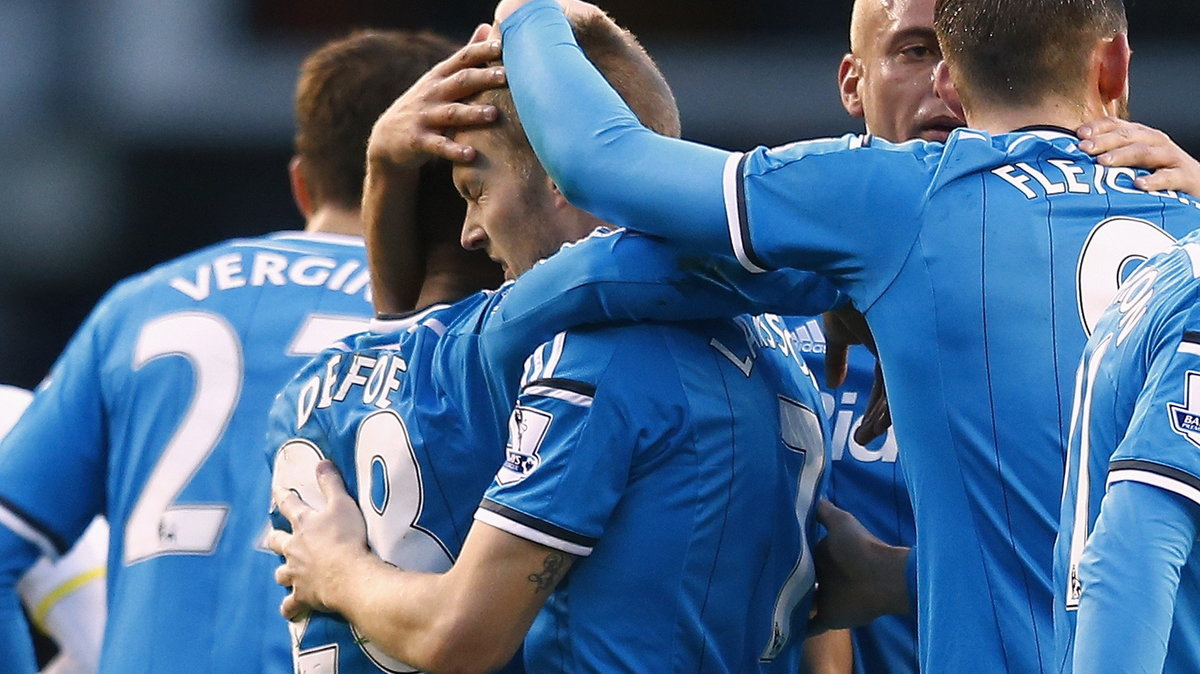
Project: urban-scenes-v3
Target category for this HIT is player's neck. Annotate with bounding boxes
[304,205,364,238]
[965,96,1109,137]
[412,244,504,309]
[413,272,481,310]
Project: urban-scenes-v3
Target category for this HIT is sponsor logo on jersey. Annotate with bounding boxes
[496,405,552,486]
[1169,371,1200,448]
[792,319,826,355]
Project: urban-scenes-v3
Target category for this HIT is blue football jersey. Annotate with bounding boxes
[789,318,918,674]
[0,232,372,673]
[496,8,1200,668]
[1055,233,1200,673]
[722,128,1200,673]
[475,315,829,673]
[267,294,524,674]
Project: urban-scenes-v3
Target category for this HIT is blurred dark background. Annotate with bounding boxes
[0,0,1197,388]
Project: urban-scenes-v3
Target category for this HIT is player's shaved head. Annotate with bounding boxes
[473,9,681,178]
[840,0,958,143]
[850,0,897,55]
[934,0,1128,109]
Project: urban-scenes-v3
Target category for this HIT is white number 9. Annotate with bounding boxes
[1076,216,1175,336]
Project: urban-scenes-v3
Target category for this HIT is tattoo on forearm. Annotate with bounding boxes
[528,552,567,592]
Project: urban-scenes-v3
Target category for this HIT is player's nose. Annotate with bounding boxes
[460,221,487,252]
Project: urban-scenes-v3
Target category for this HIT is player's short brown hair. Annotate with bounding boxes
[295,30,456,209]
[934,0,1127,108]
[474,11,681,178]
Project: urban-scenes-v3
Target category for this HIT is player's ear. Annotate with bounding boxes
[933,61,965,123]
[1096,33,1131,114]
[838,54,865,120]
[289,156,316,219]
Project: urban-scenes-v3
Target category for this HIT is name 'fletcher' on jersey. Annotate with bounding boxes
[993,157,1200,207]
[169,251,372,302]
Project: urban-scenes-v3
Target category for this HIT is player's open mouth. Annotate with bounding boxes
[919,117,964,143]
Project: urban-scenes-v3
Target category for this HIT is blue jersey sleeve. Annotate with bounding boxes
[474,330,682,556]
[1108,327,1200,495]
[501,1,928,306]
[733,140,930,305]
[0,527,38,674]
[1074,481,1199,673]
[0,305,111,556]
[482,229,843,387]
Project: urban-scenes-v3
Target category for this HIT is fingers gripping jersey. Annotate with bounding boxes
[476,316,829,673]
[0,232,372,674]
[267,294,523,674]
[1055,234,1200,672]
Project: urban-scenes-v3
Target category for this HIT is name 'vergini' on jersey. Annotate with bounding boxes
[0,232,372,674]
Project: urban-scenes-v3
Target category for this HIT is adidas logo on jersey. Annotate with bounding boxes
[792,319,826,355]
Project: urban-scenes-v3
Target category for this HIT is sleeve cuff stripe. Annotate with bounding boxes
[1183,331,1200,347]
[475,508,593,557]
[723,152,768,274]
[523,378,595,407]
[0,498,64,558]
[477,500,596,550]
[1108,463,1200,509]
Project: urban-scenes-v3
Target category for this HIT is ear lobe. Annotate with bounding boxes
[1097,33,1131,109]
[933,61,966,122]
[289,156,315,218]
[838,54,865,119]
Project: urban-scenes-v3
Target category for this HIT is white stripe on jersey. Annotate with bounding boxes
[543,333,566,379]
[1107,469,1200,509]
[473,508,593,557]
[1180,342,1200,358]
[0,504,59,559]
[524,385,593,408]
[520,333,567,387]
[722,152,766,274]
[1183,242,1200,278]
[368,304,452,335]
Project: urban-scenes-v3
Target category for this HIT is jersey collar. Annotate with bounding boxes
[370,304,452,333]
[268,231,365,247]
[1012,124,1079,140]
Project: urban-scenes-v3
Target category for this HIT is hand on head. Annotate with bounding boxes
[1078,117,1200,196]
[366,25,507,170]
